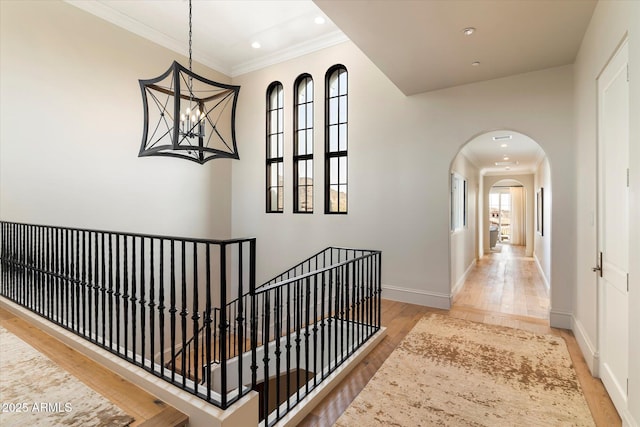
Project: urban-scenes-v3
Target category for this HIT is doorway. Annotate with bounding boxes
[450,130,550,323]
[489,182,526,248]
[596,38,629,416]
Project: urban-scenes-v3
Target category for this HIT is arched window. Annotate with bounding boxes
[325,65,348,214]
[293,74,314,213]
[266,82,284,213]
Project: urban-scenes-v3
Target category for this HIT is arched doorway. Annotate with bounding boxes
[449,130,551,321]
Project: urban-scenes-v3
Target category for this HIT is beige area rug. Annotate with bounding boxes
[0,326,133,426]
[335,313,595,427]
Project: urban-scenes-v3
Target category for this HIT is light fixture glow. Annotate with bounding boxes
[503,156,510,160]
[463,27,476,36]
[251,41,261,49]
[315,16,326,24]
[505,166,511,170]
[472,61,480,67]
[500,143,508,148]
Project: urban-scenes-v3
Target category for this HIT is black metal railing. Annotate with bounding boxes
[0,222,382,424]
[171,247,375,379]
[250,247,382,426]
[0,221,255,409]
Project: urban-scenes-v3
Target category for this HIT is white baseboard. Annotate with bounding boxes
[549,309,572,329]
[382,284,450,309]
[622,409,639,427]
[533,254,550,291]
[571,316,599,376]
[451,260,476,300]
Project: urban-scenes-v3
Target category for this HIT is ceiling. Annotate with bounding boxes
[67,0,595,172]
[68,0,597,93]
[66,0,348,77]
[315,0,597,95]
[460,131,544,175]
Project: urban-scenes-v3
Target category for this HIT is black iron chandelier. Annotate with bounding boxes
[138,0,241,164]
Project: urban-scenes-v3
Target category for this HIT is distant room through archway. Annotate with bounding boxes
[449,130,551,322]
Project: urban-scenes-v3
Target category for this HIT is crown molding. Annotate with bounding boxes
[230,31,349,77]
[65,0,232,76]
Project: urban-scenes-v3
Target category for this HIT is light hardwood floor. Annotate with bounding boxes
[0,307,188,427]
[299,244,621,427]
[1,244,620,426]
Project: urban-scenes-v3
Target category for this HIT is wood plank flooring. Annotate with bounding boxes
[0,307,188,427]
[1,243,620,426]
[299,244,621,427]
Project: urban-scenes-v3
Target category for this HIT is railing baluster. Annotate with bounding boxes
[101,232,106,345]
[159,239,166,377]
[191,241,199,392]
[180,240,187,388]
[140,237,146,368]
[115,235,121,350]
[169,239,176,383]
[219,243,228,408]
[149,238,155,375]
[131,236,137,362]
[123,235,129,356]
[75,230,80,332]
[262,291,271,424]
[304,276,311,394]
[108,233,114,348]
[205,243,212,400]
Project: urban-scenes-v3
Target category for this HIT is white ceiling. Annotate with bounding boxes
[66,0,348,77]
[315,0,597,95]
[460,130,544,175]
[67,0,594,172]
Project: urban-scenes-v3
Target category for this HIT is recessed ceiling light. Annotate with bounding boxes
[492,135,512,141]
[472,61,480,67]
[503,156,510,160]
[315,16,326,25]
[463,27,476,36]
[500,143,508,148]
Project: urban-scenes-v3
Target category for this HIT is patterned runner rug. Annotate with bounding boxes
[0,325,133,426]
[335,313,595,426]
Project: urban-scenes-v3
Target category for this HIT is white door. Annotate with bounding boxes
[597,39,629,415]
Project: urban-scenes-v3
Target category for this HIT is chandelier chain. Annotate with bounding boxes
[188,0,193,73]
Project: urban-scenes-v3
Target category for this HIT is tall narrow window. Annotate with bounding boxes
[294,74,314,213]
[266,82,284,213]
[325,65,348,214]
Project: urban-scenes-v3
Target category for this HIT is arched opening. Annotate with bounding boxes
[449,130,551,322]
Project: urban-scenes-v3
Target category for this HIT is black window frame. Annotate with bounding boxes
[324,65,348,214]
[293,74,314,214]
[266,81,284,213]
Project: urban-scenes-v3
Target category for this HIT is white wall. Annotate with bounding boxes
[449,152,478,297]
[0,1,233,240]
[573,1,639,425]
[231,41,575,316]
[534,158,552,289]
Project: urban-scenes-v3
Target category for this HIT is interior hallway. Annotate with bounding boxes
[453,244,549,321]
